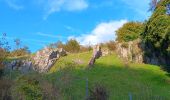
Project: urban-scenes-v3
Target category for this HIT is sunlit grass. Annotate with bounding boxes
[47,52,170,99]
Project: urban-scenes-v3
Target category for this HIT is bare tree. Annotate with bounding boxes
[14,38,21,50]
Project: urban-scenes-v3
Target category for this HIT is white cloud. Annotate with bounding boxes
[41,0,88,20]
[69,20,128,45]
[5,0,23,10]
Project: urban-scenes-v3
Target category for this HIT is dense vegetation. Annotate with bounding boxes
[0,0,170,99]
[0,33,10,77]
[1,52,170,99]
[141,0,170,67]
[49,39,91,53]
[116,22,144,42]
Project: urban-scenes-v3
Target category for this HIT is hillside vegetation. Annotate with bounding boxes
[142,0,170,67]
[5,52,168,100]
[48,52,170,99]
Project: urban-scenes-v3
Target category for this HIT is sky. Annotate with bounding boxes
[0,0,151,52]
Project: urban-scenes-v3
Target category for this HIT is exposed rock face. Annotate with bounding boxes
[101,48,110,56]
[5,59,33,74]
[32,47,67,73]
[115,39,144,63]
[115,39,164,65]
[89,45,102,66]
[5,47,67,73]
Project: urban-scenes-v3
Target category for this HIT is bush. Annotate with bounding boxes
[0,79,13,100]
[10,46,30,57]
[65,39,80,53]
[0,33,10,78]
[12,76,43,100]
[89,84,108,100]
[121,42,129,48]
[106,41,116,51]
[116,22,144,42]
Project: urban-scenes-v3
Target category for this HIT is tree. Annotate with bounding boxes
[116,22,144,42]
[65,39,80,53]
[141,0,170,69]
[10,39,30,57]
[149,0,158,12]
[14,38,21,50]
[56,41,65,48]
[0,33,10,78]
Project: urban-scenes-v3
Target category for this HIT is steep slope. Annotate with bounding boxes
[48,52,170,99]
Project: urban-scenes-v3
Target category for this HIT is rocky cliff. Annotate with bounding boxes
[115,39,143,63]
[5,47,67,73]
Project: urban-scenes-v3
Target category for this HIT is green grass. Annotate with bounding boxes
[46,52,170,100]
[5,52,170,99]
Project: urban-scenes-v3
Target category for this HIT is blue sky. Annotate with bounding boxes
[0,0,151,52]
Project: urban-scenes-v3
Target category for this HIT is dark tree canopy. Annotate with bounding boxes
[141,0,170,67]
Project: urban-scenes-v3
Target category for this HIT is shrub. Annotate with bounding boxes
[121,42,129,48]
[0,33,10,78]
[65,39,80,53]
[116,22,144,42]
[12,76,43,100]
[89,84,108,100]
[0,79,13,100]
[106,41,116,51]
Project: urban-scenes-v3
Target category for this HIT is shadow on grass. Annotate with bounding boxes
[45,62,170,100]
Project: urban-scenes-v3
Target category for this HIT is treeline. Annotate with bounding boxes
[48,39,92,53]
[0,34,31,77]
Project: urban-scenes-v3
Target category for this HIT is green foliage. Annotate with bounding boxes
[141,0,170,66]
[106,41,116,51]
[121,42,129,48]
[65,39,80,53]
[49,52,170,99]
[12,76,42,100]
[10,46,30,57]
[0,33,10,78]
[116,22,144,42]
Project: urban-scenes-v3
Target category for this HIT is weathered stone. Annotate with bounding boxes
[4,47,67,73]
[32,47,67,73]
[115,39,144,63]
[89,45,102,66]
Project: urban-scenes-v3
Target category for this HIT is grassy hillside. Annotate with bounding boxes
[45,52,170,100]
[3,52,170,100]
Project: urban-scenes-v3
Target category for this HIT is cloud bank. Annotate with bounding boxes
[69,20,128,45]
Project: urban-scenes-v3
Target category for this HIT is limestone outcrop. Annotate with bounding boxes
[115,39,144,63]
[88,45,102,66]
[5,59,33,73]
[32,47,66,73]
[5,47,67,73]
